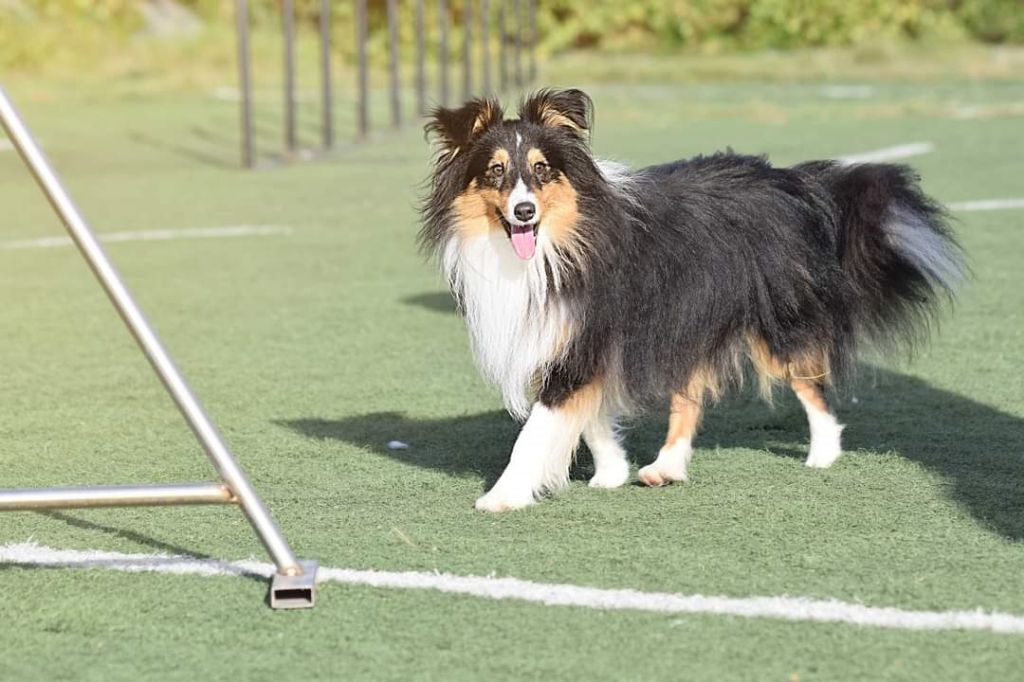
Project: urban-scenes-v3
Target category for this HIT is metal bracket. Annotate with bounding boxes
[271,560,319,609]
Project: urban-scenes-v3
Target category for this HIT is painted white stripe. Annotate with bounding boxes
[0,225,292,251]
[947,199,1024,212]
[2,542,1023,634]
[820,85,874,100]
[838,142,934,165]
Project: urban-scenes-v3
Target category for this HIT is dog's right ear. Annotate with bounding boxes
[425,98,504,160]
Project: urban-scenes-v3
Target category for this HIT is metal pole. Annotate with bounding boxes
[513,0,522,87]
[0,87,303,578]
[0,483,235,510]
[462,0,473,101]
[439,0,449,106]
[386,0,401,128]
[528,0,536,82]
[481,0,491,94]
[282,0,297,155]
[234,0,254,168]
[320,0,333,149]
[498,2,507,92]
[415,0,426,116]
[356,0,368,138]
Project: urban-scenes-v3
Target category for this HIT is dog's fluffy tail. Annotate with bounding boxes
[801,161,967,352]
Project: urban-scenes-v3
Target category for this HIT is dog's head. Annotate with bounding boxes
[423,89,597,260]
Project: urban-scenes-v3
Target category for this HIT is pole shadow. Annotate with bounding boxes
[281,367,1024,541]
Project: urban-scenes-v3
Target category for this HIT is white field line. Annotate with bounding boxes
[820,85,875,100]
[838,142,934,165]
[0,225,292,251]
[947,199,1024,212]
[2,542,1024,634]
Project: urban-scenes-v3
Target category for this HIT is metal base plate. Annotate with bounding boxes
[270,560,318,609]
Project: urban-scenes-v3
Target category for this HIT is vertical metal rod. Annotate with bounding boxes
[0,87,303,576]
[498,2,507,92]
[462,0,473,101]
[234,0,254,168]
[386,0,401,128]
[439,0,449,106]
[356,0,369,138]
[513,0,522,88]
[527,0,536,82]
[320,0,333,149]
[481,0,491,94]
[415,0,426,116]
[282,0,297,155]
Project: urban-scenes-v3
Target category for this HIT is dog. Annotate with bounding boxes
[420,88,965,512]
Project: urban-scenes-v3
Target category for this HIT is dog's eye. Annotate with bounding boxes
[533,161,549,175]
[489,163,505,176]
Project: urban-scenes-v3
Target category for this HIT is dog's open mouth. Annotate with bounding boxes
[499,215,539,260]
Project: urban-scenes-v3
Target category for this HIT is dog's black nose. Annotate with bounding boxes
[514,202,536,223]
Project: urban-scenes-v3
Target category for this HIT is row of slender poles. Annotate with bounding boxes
[235,0,538,169]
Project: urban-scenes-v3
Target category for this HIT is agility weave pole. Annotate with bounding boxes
[0,86,317,609]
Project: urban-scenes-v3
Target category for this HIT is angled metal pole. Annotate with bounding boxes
[320,0,334,149]
[356,0,369,138]
[415,0,426,116]
[234,0,254,168]
[513,0,522,88]
[439,0,450,106]
[386,0,401,128]
[498,2,508,92]
[462,0,473,101]
[481,0,491,94]
[282,0,297,155]
[527,0,536,82]
[0,86,316,609]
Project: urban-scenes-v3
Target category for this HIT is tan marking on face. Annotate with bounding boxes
[535,176,581,250]
[489,148,510,168]
[527,148,547,167]
[451,179,503,238]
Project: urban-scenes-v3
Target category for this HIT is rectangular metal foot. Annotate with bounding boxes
[270,560,318,609]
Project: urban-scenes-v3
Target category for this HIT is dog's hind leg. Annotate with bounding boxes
[584,414,630,489]
[791,378,844,468]
[475,382,603,512]
[639,392,702,487]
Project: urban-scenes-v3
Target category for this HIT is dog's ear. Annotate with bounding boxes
[519,88,593,139]
[425,97,504,160]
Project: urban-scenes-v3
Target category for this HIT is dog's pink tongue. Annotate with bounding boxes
[510,225,536,260]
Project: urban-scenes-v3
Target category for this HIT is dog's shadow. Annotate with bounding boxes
[281,366,1024,540]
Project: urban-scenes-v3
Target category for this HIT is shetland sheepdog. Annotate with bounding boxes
[420,88,965,512]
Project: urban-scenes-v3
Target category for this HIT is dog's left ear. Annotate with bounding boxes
[519,88,593,139]
[425,97,504,160]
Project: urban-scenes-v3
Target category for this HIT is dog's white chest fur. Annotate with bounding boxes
[443,231,565,420]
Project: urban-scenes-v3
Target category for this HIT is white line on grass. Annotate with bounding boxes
[838,142,934,165]
[0,225,292,251]
[947,199,1024,212]
[3,542,1023,634]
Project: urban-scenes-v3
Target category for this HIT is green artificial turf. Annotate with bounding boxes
[0,74,1022,680]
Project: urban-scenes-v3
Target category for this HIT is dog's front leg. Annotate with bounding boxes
[475,383,602,512]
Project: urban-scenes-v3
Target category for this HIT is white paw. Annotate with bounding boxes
[588,460,630,489]
[638,461,688,487]
[805,443,842,469]
[474,486,536,512]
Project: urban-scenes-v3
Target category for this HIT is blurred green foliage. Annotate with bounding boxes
[1,0,1021,73]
